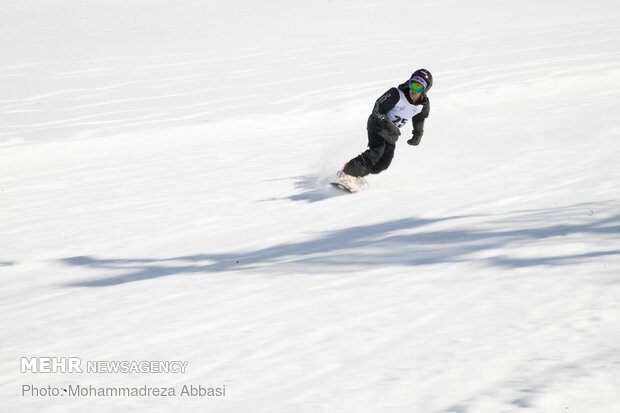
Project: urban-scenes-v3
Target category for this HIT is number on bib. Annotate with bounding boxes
[392,116,408,128]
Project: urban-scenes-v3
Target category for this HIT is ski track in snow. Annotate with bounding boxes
[1,0,620,412]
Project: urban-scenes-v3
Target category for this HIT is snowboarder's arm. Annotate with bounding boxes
[371,88,399,123]
[369,88,400,134]
[373,88,400,115]
[408,98,430,146]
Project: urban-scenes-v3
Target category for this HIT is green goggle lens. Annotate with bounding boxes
[409,81,425,93]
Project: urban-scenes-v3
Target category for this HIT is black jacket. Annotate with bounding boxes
[367,83,430,144]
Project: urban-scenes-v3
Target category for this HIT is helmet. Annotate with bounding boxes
[410,68,433,92]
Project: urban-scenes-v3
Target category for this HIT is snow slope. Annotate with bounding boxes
[2,0,620,412]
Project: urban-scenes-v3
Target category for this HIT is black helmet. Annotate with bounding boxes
[410,68,433,92]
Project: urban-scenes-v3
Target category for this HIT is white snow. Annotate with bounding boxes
[2,0,620,412]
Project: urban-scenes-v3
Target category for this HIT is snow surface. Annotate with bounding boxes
[2,0,620,412]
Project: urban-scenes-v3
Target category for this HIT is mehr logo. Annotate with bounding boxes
[21,357,82,373]
[20,357,189,374]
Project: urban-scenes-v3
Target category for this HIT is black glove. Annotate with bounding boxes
[407,130,423,146]
[378,115,389,129]
[379,116,400,136]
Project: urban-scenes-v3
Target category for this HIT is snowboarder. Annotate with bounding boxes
[335,69,432,191]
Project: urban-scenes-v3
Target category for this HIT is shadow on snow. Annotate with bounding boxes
[61,203,620,287]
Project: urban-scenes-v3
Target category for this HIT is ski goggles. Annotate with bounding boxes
[409,76,428,93]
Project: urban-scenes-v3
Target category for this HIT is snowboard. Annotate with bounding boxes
[330,177,369,194]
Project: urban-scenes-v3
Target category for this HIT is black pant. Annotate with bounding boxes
[343,130,395,177]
